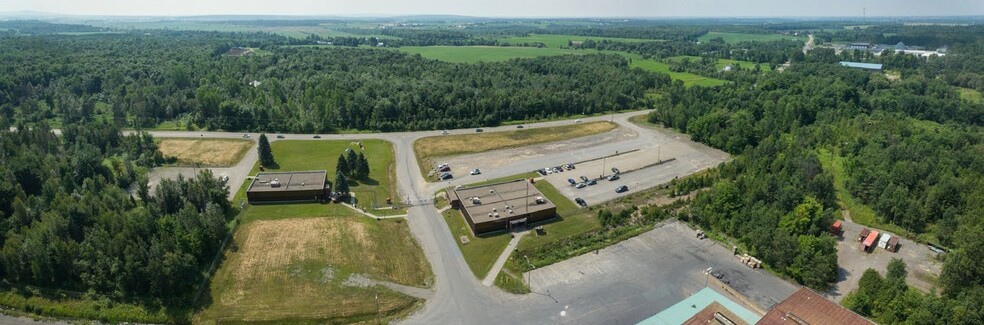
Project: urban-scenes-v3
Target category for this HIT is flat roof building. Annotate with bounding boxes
[246,170,329,203]
[839,61,883,71]
[638,287,763,325]
[448,179,557,234]
[758,287,874,325]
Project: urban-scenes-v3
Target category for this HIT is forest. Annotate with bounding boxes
[0,121,231,305]
[0,32,660,132]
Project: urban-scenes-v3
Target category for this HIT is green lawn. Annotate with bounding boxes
[958,87,982,103]
[698,31,803,44]
[442,208,512,279]
[396,46,581,63]
[816,148,910,237]
[495,33,661,48]
[249,140,400,213]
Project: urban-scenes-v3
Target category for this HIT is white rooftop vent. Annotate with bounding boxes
[535,196,545,204]
[490,189,495,194]
[472,198,482,205]
[270,179,281,188]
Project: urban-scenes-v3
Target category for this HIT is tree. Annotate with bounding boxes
[336,154,350,177]
[355,152,370,179]
[345,149,358,176]
[334,171,350,197]
[257,134,275,167]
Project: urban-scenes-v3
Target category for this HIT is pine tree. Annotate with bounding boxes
[336,154,350,176]
[334,170,349,197]
[257,134,276,167]
[355,152,370,179]
[345,148,358,176]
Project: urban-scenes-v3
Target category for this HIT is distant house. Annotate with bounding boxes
[570,40,583,48]
[846,42,871,50]
[839,61,883,72]
[249,80,262,88]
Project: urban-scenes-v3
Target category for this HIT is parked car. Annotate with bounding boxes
[574,197,587,207]
[276,134,285,139]
[568,178,577,185]
[579,176,589,182]
[575,183,587,189]
[587,179,597,186]
[615,185,629,193]
[608,174,620,181]
[470,168,481,175]
[313,135,321,139]
[476,128,484,133]
[611,167,620,174]
[440,173,453,180]
[442,130,449,135]
[219,175,229,184]
[537,169,548,176]
[566,163,575,170]
[242,133,250,138]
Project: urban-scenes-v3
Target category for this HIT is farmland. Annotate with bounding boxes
[396,46,580,63]
[158,138,253,167]
[495,33,661,48]
[698,31,803,43]
[628,58,730,87]
[198,206,431,323]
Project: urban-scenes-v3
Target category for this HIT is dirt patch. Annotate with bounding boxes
[158,138,252,167]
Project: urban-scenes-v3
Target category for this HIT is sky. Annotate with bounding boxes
[1,0,983,18]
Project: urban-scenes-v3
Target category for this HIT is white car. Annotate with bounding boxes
[470,168,481,175]
[575,119,582,123]
[242,134,250,138]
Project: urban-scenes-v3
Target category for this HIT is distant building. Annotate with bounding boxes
[447,179,557,234]
[246,170,329,203]
[249,80,262,88]
[839,61,883,72]
[846,42,871,50]
[758,287,874,325]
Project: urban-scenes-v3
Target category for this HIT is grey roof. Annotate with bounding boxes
[247,170,327,193]
[839,61,883,70]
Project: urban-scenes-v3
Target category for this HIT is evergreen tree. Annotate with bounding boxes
[336,154,350,176]
[345,148,358,176]
[334,170,350,197]
[355,152,370,179]
[257,134,275,167]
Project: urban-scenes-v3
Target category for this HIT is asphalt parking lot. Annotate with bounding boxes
[524,220,798,324]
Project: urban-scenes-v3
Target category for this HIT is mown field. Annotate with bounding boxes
[198,205,431,324]
[628,58,730,87]
[414,121,618,179]
[397,46,580,63]
[698,31,803,43]
[668,55,772,71]
[158,138,253,167]
[249,140,400,213]
[494,33,661,48]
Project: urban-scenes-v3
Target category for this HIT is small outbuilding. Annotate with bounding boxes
[885,236,900,252]
[831,220,843,237]
[861,230,880,253]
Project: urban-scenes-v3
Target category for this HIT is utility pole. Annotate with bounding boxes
[524,255,534,290]
[375,292,381,325]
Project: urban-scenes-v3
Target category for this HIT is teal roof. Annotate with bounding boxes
[637,287,762,325]
[839,61,883,70]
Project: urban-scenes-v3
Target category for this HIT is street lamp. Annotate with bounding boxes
[524,255,535,290]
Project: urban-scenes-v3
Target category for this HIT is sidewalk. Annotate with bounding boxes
[482,231,527,286]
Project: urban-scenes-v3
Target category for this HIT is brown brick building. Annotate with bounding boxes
[448,179,557,235]
[246,170,329,203]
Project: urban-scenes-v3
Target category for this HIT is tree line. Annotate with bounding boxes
[0,121,231,305]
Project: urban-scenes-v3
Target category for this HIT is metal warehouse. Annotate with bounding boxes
[448,179,557,235]
[246,170,329,203]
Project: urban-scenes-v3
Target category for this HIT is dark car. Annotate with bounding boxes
[615,185,629,193]
[611,167,620,174]
[440,173,453,180]
[517,125,524,129]
[276,134,285,139]
[587,179,597,186]
[580,176,589,182]
[313,135,322,139]
[476,128,484,133]
[575,197,587,207]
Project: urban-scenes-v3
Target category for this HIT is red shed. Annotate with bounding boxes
[831,220,843,236]
[861,230,879,253]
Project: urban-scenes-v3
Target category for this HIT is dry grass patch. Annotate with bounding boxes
[199,214,431,324]
[414,121,618,178]
[159,138,252,167]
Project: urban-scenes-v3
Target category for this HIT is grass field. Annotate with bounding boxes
[495,33,661,48]
[442,208,513,279]
[668,55,771,71]
[958,87,982,103]
[698,31,803,44]
[199,205,430,324]
[249,140,400,213]
[158,138,252,167]
[414,121,618,179]
[628,58,730,87]
[397,46,581,63]
[816,148,910,237]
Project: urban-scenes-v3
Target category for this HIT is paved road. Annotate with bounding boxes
[2,111,783,325]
